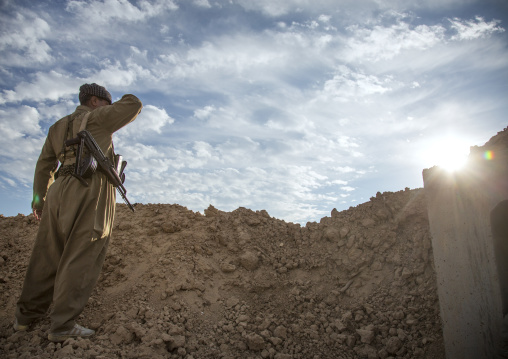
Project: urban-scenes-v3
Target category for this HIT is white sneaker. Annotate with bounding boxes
[13,318,29,331]
[48,324,95,342]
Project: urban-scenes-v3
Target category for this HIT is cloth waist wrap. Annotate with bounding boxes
[56,164,104,178]
[57,165,76,177]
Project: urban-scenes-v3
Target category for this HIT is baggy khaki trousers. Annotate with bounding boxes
[16,172,115,332]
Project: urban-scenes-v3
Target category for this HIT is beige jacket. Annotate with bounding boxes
[32,94,142,210]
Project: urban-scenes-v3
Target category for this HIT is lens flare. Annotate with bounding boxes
[484,150,494,160]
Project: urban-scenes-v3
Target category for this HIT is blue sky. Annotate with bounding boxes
[0,0,507,224]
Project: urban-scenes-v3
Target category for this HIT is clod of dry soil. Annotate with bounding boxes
[0,188,444,358]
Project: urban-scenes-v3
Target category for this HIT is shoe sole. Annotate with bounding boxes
[13,319,30,332]
[48,331,95,342]
[13,324,29,331]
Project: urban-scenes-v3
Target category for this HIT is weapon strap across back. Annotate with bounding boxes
[58,115,73,167]
[75,112,119,159]
[59,112,91,167]
[79,112,90,132]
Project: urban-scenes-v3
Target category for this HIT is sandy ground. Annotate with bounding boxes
[0,188,445,358]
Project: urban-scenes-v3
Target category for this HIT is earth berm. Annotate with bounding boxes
[0,188,444,358]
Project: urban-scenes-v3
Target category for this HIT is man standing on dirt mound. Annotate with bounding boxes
[13,83,143,342]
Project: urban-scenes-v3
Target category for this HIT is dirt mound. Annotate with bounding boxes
[0,188,444,358]
[484,126,508,148]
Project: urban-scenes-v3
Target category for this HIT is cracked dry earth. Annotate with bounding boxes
[0,188,445,358]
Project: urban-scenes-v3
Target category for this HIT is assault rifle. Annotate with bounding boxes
[65,130,135,212]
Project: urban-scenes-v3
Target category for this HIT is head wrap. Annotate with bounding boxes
[79,83,112,105]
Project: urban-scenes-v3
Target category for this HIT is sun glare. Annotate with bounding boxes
[425,138,470,172]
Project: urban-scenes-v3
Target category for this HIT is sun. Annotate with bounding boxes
[424,137,471,172]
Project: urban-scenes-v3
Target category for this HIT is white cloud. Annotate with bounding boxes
[0,12,52,66]
[333,166,356,173]
[119,142,161,163]
[0,63,151,106]
[0,106,45,185]
[130,46,148,58]
[344,22,446,62]
[234,0,370,18]
[0,176,17,187]
[117,105,174,138]
[321,66,393,101]
[329,179,348,185]
[193,141,215,159]
[0,71,81,105]
[235,0,303,17]
[95,61,152,88]
[341,186,355,192]
[153,22,337,91]
[36,101,77,124]
[449,16,505,40]
[193,105,216,120]
[177,38,285,81]
[193,0,212,8]
[160,25,170,34]
[0,106,42,140]
[66,0,178,23]
[336,135,360,149]
[318,14,332,23]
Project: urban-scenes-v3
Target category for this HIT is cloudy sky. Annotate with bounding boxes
[0,0,507,224]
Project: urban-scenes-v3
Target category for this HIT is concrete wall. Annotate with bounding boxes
[423,139,508,359]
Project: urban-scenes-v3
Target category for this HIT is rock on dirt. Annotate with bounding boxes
[0,188,445,358]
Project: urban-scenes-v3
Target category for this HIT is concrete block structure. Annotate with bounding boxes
[423,128,508,358]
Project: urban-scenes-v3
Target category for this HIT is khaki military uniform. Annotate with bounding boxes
[16,94,142,332]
